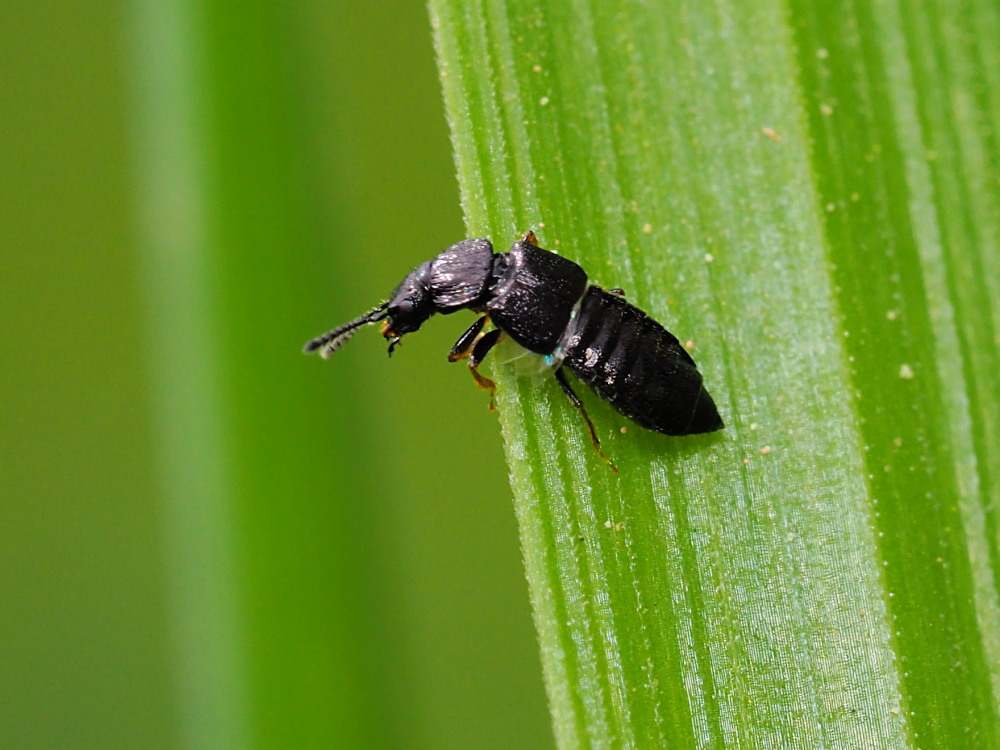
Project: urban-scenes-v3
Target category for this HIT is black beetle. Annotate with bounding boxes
[305,231,723,470]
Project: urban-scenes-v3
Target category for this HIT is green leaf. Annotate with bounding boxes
[126,1,547,747]
[430,0,1000,746]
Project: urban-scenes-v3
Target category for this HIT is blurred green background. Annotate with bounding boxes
[0,1,551,748]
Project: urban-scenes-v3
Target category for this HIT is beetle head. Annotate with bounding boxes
[381,261,435,355]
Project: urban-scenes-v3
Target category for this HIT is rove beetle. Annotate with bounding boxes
[304,231,723,470]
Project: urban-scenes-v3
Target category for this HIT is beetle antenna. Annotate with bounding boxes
[303,302,389,358]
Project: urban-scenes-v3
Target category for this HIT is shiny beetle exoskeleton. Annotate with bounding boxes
[305,231,723,470]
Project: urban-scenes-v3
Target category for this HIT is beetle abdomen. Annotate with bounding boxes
[561,287,723,435]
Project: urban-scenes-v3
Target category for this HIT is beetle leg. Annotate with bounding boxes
[468,328,503,411]
[554,368,618,473]
[448,317,502,411]
[608,287,626,297]
[448,315,488,362]
[521,230,538,245]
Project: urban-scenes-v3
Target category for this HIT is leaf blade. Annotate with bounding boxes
[428,0,1000,746]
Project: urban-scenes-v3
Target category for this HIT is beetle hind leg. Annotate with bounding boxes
[554,368,618,473]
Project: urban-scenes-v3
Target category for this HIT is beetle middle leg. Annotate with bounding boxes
[554,368,618,473]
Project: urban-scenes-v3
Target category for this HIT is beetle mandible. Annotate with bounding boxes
[304,231,723,470]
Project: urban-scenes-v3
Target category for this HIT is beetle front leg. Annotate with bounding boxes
[468,329,503,411]
[448,315,488,362]
[448,316,502,411]
[554,368,618,473]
